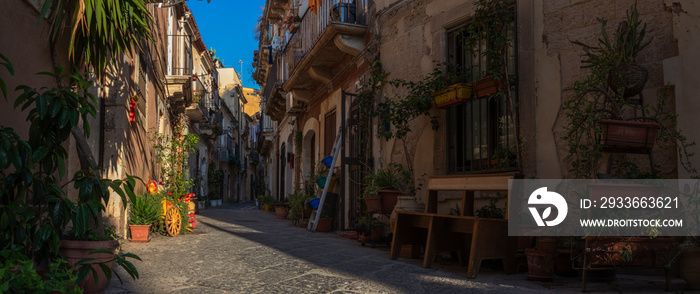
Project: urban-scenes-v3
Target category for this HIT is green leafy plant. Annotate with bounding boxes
[207,163,224,200]
[129,193,162,226]
[572,3,651,71]
[0,248,81,293]
[41,0,154,77]
[363,163,411,195]
[151,126,199,197]
[257,194,275,207]
[0,58,141,287]
[287,190,313,225]
[353,214,382,236]
[563,5,696,179]
[475,197,505,219]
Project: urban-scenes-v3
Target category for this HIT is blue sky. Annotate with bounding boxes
[187,0,265,89]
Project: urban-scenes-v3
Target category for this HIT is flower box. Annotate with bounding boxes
[599,119,659,151]
[473,76,505,98]
[432,83,472,108]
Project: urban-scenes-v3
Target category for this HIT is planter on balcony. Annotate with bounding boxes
[432,83,473,108]
[473,76,505,98]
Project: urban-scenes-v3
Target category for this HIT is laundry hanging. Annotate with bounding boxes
[308,0,321,14]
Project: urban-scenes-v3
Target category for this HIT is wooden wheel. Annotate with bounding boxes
[165,206,181,236]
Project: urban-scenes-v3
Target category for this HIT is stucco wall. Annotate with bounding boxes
[663,0,700,179]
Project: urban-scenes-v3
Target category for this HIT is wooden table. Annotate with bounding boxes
[390,173,519,278]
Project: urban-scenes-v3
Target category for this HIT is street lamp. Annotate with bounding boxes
[238,60,243,78]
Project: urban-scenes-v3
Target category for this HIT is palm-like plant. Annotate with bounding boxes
[41,0,154,76]
[129,194,161,226]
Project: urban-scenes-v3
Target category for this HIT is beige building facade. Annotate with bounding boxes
[256,0,700,229]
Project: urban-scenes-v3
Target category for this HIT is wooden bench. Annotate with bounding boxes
[390,173,519,278]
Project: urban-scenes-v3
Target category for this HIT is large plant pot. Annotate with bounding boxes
[275,206,289,219]
[607,63,648,97]
[363,194,382,213]
[680,247,700,290]
[129,224,151,243]
[390,196,423,229]
[378,190,401,214]
[525,248,557,281]
[599,119,659,150]
[60,240,119,294]
[316,218,333,232]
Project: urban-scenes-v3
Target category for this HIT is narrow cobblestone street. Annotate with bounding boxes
[104,203,685,294]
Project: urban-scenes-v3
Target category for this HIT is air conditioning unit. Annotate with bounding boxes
[285,92,305,116]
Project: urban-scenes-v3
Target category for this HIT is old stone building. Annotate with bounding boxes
[0,0,226,236]
[253,0,700,229]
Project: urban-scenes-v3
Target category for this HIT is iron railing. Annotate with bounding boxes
[284,0,367,75]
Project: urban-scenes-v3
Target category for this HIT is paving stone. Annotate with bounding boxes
[105,202,690,294]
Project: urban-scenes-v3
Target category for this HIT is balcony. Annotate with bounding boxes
[281,0,367,101]
[166,34,194,112]
[185,78,211,122]
[257,112,275,156]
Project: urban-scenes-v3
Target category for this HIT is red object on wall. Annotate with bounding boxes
[129,98,136,123]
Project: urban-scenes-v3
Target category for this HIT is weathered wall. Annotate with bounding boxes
[376,0,686,218]
[545,0,680,178]
[663,0,700,179]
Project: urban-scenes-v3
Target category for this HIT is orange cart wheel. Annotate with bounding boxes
[165,206,181,236]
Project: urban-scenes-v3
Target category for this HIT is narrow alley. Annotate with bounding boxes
[105,203,681,294]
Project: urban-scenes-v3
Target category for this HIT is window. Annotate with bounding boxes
[445,10,518,174]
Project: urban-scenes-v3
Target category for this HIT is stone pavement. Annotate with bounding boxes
[105,202,690,294]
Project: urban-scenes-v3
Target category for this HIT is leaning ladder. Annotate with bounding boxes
[308,121,345,232]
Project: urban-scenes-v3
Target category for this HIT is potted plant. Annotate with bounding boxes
[0,64,141,293]
[362,175,382,213]
[354,214,384,243]
[288,190,313,226]
[373,164,410,214]
[258,195,275,212]
[128,193,161,242]
[207,164,224,206]
[473,76,506,98]
[679,237,700,290]
[315,212,333,232]
[274,199,290,219]
[59,227,123,294]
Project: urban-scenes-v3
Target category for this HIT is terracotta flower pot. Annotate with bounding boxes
[275,206,289,219]
[679,247,700,290]
[473,76,505,98]
[316,218,333,232]
[363,194,382,213]
[60,239,119,294]
[129,224,151,243]
[525,248,557,281]
[599,119,659,150]
[378,190,401,214]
